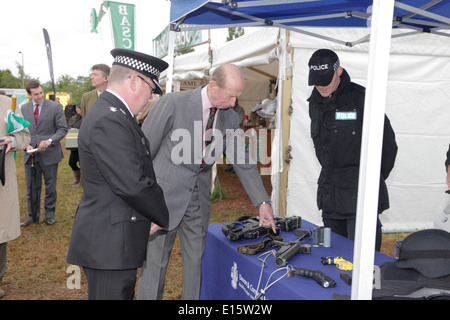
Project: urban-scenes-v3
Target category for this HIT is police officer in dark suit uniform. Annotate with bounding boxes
[307,49,398,251]
[67,49,169,299]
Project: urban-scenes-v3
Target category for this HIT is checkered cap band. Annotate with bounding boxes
[333,59,340,71]
[114,55,161,79]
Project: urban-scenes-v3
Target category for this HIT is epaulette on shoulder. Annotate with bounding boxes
[108,106,118,113]
[350,82,366,94]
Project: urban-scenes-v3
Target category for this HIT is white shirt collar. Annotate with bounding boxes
[33,100,42,109]
[106,89,134,118]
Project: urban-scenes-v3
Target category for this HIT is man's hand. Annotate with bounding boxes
[150,222,163,235]
[39,139,52,150]
[258,203,276,233]
[0,136,12,153]
[447,166,450,189]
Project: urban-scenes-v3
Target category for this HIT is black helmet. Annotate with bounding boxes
[396,229,450,278]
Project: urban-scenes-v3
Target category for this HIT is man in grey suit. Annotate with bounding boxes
[138,64,276,300]
[21,81,68,226]
[67,49,169,300]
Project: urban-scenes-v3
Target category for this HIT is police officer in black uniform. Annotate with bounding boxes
[307,49,398,251]
[67,49,170,299]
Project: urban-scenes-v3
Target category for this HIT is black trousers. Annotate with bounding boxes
[83,267,137,300]
[323,216,382,251]
[68,150,80,171]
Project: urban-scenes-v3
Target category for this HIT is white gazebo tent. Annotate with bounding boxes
[167,0,450,300]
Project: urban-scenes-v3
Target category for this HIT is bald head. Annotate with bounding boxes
[208,64,244,109]
[212,64,244,89]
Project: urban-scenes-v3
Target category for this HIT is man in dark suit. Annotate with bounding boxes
[21,81,68,226]
[67,49,169,300]
[138,64,276,300]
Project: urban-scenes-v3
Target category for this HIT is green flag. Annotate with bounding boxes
[109,1,135,50]
[90,8,98,33]
[89,1,135,49]
[7,110,30,134]
[97,1,110,23]
[6,96,30,134]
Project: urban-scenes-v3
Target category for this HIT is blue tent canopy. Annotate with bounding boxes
[171,0,450,33]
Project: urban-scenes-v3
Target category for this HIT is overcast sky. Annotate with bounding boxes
[0,0,173,83]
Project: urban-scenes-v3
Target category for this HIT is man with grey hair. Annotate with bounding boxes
[138,63,276,300]
[80,63,110,118]
[76,64,110,188]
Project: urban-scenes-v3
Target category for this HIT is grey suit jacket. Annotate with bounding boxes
[21,99,68,165]
[142,87,269,231]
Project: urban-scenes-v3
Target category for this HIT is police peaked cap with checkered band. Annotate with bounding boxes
[111,48,168,95]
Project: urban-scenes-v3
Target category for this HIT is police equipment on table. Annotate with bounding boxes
[321,256,353,271]
[270,229,312,266]
[222,215,301,241]
[372,229,450,300]
[288,267,337,288]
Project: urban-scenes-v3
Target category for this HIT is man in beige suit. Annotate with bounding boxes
[80,64,110,118]
[78,64,110,189]
[0,94,31,298]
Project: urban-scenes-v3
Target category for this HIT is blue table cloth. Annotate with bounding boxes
[200,219,394,300]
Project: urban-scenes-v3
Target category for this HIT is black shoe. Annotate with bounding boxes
[21,218,37,227]
[46,218,56,225]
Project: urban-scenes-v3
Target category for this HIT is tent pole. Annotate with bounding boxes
[272,28,284,217]
[351,0,395,300]
[276,28,292,217]
[272,28,290,217]
[395,1,450,25]
[166,23,176,93]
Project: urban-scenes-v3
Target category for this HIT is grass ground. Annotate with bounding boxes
[1,139,407,300]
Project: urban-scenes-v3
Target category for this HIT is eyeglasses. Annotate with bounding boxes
[137,75,156,94]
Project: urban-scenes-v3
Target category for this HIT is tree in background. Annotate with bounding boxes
[0,69,23,89]
[1,65,92,104]
[226,27,244,42]
[42,74,92,103]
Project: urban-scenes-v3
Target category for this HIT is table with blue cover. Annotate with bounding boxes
[200,219,394,300]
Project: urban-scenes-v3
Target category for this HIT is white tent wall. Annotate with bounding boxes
[165,25,450,233]
[169,27,279,113]
[237,71,274,115]
[287,27,450,233]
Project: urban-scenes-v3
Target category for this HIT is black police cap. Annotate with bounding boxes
[111,48,169,95]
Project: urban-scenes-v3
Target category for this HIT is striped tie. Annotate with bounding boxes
[201,107,217,167]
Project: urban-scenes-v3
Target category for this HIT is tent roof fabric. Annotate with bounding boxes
[171,0,450,33]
